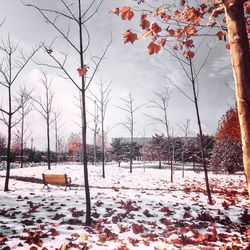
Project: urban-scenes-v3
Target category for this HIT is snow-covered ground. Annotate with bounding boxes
[0,163,249,250]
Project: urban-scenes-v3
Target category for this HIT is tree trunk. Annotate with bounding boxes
[20,105,24,168]
[192,156,195,171]
[129,149,133,173]
[225,0,250,198]
[4,87,12,192]
[55,115,58,164]
[170,155,173,182]
[78,0,91,226]
[130,133,133,174]
[182,150,185,178]
[159,159,161,169]
[189,59,212,204]
[93,132,97,165]
[47,117,51,170]
[4,122,11,191]
[101,114,105,178]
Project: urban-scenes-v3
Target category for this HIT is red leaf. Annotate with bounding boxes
[184,49,195,58]
[120,6,134,21]
[147,42,161,55]
[197,211,214,222]
[155,7,167,17]
[208,199,216,205]
[222,201,229,209]
[185,39,194,48]
[180,0,185,6]
[143,239,150,246]
[171,238,182,244]
[160,38,166,47]
[163,15,171,22]
[174,10,181,18]
[128,237,139,246]
[95,200,103,207]
[160,218,172,225]
[185,26,198,36]
[117,246,129,250]
[211,10,219,18]
[216,31,226,41]
[77,67,87,77]
[239,209,250,224]
[168,29,175,36]
[160,207,171,213]
[140,19,150,30]
[123,30,138,44]
[150,22,161,34]
[110,8,119,15]
[132,223,144,234]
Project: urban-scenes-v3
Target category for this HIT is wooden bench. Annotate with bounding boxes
[42,173,72,190]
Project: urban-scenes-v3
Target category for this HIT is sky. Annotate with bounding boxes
[0,0,235,151]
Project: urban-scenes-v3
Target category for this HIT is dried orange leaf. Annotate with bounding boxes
[147,42,161,55]
[160,38,166,47]
[140,19,150,30]
[77,67,87,77]
[150,22,161,34]
[174,10,181,18]
[184,49,195,58]
[123,30,138,44]
[120,6,134,21]
[216,31,226,41]
[110,8,119,15]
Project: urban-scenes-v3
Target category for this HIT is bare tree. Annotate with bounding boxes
[32,72,55,170]
[53,109,64,164]
[118,93,143,173]
[93,100,99,165]
[14,87,33,168]
[166,51,213,203]
[146,87,174,180]
[89,81,111,178]
[24,0,111,225]
[146,87,172,138]
[179,118,191,178]
[0,37,39,191]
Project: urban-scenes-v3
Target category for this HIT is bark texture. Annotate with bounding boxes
[225,0,250,198]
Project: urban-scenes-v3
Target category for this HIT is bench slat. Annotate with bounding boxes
[42,173,71,190]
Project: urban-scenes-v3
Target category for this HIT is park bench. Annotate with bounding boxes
[42,173,72,190]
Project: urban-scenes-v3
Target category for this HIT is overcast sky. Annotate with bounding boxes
[0,0,235,151]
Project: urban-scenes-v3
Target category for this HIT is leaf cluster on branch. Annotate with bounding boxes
[111,1,250,56]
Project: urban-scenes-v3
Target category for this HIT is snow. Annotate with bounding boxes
[0,162,249,250]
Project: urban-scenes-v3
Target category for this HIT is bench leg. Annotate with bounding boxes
[43,184,49,190]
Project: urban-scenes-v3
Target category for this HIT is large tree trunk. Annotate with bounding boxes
[225,0,250,198]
